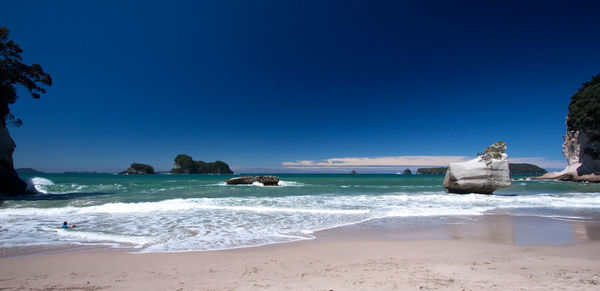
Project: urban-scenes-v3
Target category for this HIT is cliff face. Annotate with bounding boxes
[542,129,600,181]
[564,129,600,176]
[539,74,600,182]
[0,122,27,195]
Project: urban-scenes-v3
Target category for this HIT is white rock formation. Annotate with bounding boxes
[537,129,600,182]
[443,142,511,194]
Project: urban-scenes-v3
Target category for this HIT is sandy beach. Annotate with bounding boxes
[1,215,600,290]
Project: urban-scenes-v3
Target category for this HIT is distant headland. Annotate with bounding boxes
[416,163,547,176]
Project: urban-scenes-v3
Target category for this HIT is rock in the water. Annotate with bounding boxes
[226,176,280,186]
[226,176,257,185]
[443,141,511,194]
[255,176,279,186]
[402,168,412,175]
[119,163,156,174]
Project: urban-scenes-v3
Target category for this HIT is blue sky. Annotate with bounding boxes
[3,0,600,173]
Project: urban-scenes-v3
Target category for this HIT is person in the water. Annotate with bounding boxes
[62,221,76,229]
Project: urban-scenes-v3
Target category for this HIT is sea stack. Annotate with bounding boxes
[443,141,511,194]
[536,74,600,182]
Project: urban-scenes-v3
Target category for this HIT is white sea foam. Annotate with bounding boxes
[277,180,305,187]
[2,189,600,252]
[0,198,370,216]
[54,229,153,247]
[25,177,54,194]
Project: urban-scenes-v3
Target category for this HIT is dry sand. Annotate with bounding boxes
[1,215,600,290]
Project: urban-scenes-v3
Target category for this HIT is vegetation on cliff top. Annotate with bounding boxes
[567,73,600,131]
[170,154,233,174]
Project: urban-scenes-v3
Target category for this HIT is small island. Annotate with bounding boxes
[508,163,548,175]
[16,168,45,174]
[402,169,412,175]
[119,163,156,175]
[416,163,547,176]
[170,154,233,174]
[416,167,448,175]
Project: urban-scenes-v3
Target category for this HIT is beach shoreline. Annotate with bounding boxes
[1,214,600,290]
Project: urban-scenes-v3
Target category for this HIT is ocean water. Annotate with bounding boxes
[1,174,599,252]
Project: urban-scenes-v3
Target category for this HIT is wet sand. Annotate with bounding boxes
[1,215,600,290]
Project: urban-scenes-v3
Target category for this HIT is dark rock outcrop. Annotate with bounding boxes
[256,176,279,186]
[226,176,280,186]
[402,169,412,175]
[119,163,156,175]
[226,176,256,185]
[0,122,28,195]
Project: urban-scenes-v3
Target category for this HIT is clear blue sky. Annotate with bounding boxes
[3,0,599,173]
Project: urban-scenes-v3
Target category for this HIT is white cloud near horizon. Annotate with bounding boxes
[282,155,566,170]
[282,156,471,169]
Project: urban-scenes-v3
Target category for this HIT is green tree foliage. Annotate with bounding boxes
[119,163,155,174]
[129,163,155,174]
[0,27,52,124]
[173,154,195,172]
[171,154,233,174]
[567,74,600,131]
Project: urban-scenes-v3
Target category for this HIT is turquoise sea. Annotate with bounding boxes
[1,174,599,252]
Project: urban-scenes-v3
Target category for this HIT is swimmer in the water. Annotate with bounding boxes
[62,221,76,229]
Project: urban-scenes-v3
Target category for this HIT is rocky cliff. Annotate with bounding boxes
[538,74,600,182]
[443,141,511,194]
[0,122,27,195]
